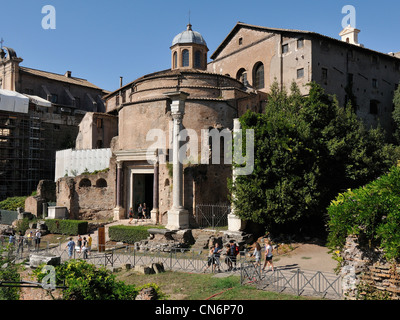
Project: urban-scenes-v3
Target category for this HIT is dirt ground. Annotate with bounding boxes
[270,243,337,273]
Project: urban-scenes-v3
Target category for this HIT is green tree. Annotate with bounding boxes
[230,82,399,236]
[327,166,400,262]
[392,83,400,143]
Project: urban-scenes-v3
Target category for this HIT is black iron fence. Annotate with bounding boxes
[240,261,343,299]
[195,204,230,228]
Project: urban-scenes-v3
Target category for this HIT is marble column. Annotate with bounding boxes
[150,157,159,223]
[165,91,190,230]
[228,118,246,232]
[113,160,125,220]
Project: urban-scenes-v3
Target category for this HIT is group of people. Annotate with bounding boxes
[128,203,150,224]
[66,234,92,259]
[203,240,240,273]
[202,238,275,273]
[8,229,42,254]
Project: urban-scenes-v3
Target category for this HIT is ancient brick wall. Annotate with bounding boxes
[56,157,116,220]
[341,236,400,300]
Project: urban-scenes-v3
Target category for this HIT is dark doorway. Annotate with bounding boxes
[132,174,153,217]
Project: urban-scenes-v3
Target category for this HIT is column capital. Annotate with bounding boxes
[116,160,123,169]
[171,112,184,122]
[165,91,189,117]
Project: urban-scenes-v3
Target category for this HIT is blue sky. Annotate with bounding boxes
[0,0,399,92]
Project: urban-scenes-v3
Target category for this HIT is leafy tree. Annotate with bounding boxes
[230,82,399,236]
[327,166,400,262]
[392,83,400,143]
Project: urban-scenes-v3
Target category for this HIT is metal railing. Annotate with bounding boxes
[240,261,343,299]
[43,244,243,273]
[1,238,343,299]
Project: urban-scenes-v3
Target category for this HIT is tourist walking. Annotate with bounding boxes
[138,203,144,222]
[87,234,92,252]
[34,229,41,252]
[16,231,24,256]
[212,242,223,273]
[262,240,274,272]
[253,242,262,267]
[82,237,89,259]
[66,237,75,259]
[203,246,215,273]
[228,240,239,271]
[128,207,134,224]
[8,232,15,246]
[143,203,147,219]
[224,244,233,271]
[77,234,82,252]
[26,231,33,251]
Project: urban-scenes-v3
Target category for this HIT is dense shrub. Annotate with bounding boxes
[45,219,88,236]
[33,259,165,300]
[109,225,164,244]
[327,166,400,261]
[0,196,27,211]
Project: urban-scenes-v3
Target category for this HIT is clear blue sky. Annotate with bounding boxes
[1,0,399,92]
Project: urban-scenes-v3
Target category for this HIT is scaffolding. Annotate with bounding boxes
[0,111,45,200]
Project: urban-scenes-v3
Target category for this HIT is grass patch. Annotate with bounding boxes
[116,270,314,300]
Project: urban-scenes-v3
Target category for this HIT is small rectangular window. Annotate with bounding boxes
[282,44,289,54]
[297,68,304,79]
[96,118,103,129]
[372,79,378,89]
[297,38,304,49]
[51,94,58,104]
[370,100,379,115]
[322,68,328,84]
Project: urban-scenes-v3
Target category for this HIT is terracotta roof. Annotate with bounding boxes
[210,22,400,61]
[19,66,103,91]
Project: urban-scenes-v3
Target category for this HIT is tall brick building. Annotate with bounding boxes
[0,45,107,200]
[208,22,400,136]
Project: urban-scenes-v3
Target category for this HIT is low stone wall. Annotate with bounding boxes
[341,236,400,300]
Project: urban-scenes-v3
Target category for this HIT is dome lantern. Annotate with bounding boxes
[171,24,208,71]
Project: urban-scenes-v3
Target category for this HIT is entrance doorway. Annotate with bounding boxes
[131,174,153,218]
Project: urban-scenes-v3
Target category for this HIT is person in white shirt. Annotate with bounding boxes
[34,229,41,252]
[262,239,274,272]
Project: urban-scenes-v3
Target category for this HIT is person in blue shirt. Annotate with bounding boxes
[66,237,75,259]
